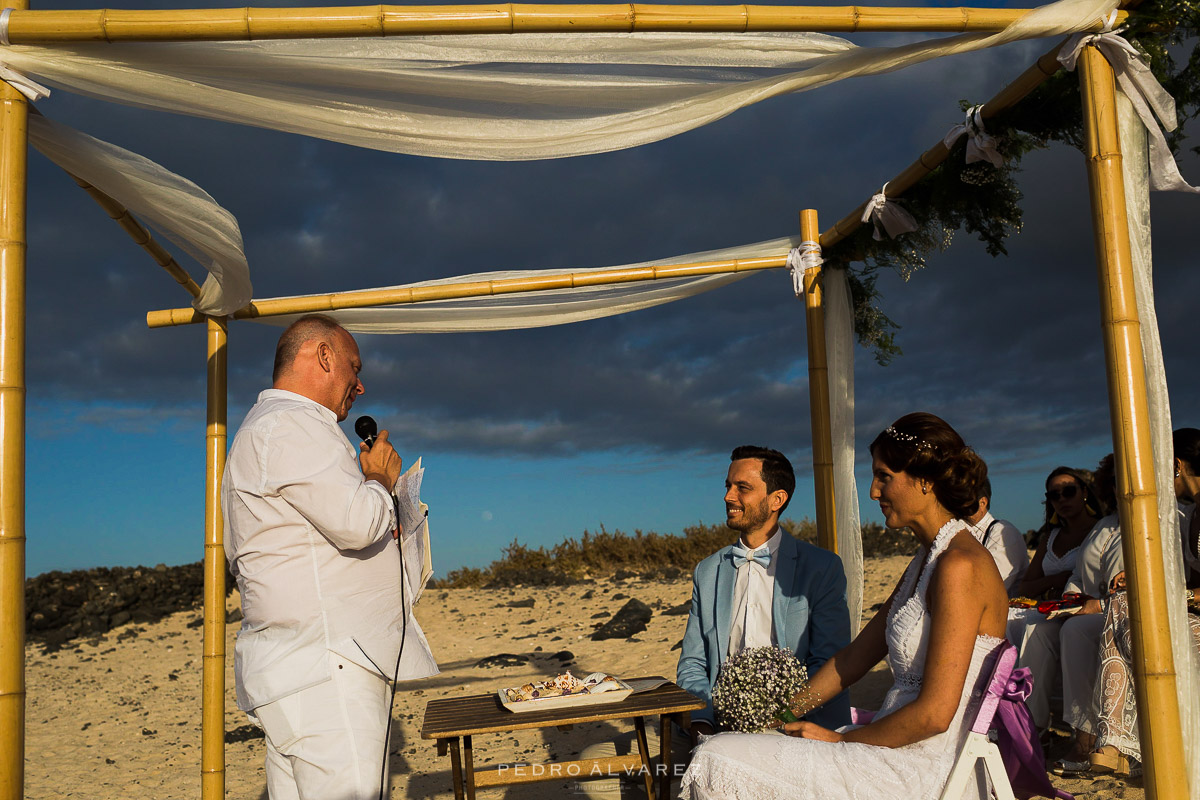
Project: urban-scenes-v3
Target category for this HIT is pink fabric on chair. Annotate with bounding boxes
[849,707,876,725]
[978,641,1073,800]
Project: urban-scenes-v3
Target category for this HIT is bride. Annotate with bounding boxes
[681,412,1010,800]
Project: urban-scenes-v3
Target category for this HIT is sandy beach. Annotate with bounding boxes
[26,553,1140,799]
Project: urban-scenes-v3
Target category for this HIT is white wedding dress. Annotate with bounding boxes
[680,522,1004,800]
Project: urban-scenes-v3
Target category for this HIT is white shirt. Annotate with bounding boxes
[223,389,438,711]
[728,528,782,657]
[969,512,1030,596]
[1064,514,1124,597]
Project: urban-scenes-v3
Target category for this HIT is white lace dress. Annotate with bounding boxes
[680,523,1004,800]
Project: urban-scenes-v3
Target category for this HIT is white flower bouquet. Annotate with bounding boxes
[711,645,819,732]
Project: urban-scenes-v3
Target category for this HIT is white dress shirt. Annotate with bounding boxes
[223,389,438,711]
[969,512,1030,596]
[728,528,782,656]
[1063,514,1124,597]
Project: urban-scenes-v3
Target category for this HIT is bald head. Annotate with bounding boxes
[272,314,365,421]
[273,315,348,383]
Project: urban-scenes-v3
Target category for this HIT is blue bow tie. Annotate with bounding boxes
[730,544,771,569]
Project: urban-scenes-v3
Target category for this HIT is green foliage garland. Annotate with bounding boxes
[827,0,1199,365]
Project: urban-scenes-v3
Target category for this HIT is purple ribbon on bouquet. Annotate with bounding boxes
[984,664,1073,800]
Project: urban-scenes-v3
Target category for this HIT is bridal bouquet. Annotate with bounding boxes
[711,645,819,733]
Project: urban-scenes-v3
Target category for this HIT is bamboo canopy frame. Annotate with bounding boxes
[0,5,1188,800]
[0,4,28,798]
[0,4,1126,42]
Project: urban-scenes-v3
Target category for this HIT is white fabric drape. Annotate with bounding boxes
[1118,91,1200,790]
[258,237,806,333]
[0,0,1116,315]
[1060,28,1200,193]
[0,0,1115,162]
[823,266,863,633]
[27,114,252,316]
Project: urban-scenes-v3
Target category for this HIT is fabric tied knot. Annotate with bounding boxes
[861,183,919,242]
[1002,666,1034,703]
[785,240,821,297]
[0,8,49,103]
[730,544,770,569]
[1059,13,1199,194]
[942,105,1003,168]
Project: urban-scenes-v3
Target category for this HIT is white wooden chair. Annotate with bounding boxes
[937,640,1020,800]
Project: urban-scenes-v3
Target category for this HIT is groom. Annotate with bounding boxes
[678,445,852,738]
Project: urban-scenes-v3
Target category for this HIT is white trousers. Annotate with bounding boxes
[1014,611,1104,731]
[253,655,392,800]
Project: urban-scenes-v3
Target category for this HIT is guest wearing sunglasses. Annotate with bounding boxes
[1031,457,1124,772]
[1005,467,1104,736]
[1017,467,1103,600]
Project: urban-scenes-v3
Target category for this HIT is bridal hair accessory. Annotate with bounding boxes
[861,183,920,241]
[1058,10,1199,194]
[786,240,822,298]
[884,426,936,452]
[943,105,1003,168]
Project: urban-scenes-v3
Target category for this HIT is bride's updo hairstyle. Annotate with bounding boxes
[869,412,988,520]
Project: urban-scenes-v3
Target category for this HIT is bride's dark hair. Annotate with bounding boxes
[869,412,988,520]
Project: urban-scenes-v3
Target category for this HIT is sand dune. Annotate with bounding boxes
[26,554,1140,799]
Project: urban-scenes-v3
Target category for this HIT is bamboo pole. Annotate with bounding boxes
[201,316,227,800]
[800,210,837,554]
[0,2,29,798]
[1078,45,1188,800]
[68,173,202,299]
[0,5,1125,43]
[145,254,791,327]
[819,43,1067,250]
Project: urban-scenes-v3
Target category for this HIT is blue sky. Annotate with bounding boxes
[23,0,1200,578]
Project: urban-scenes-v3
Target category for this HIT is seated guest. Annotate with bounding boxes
[966,476,1029,595]
[1016,466,1103,600]
[1006,465,1103,682]
[1020,456,1124,772]
[1084,428,1200,776]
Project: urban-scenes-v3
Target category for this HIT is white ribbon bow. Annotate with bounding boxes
[943,105,1004,168]
[860,183,920,242]
[786,240,822,297]
[1059,12,1199,194]
[0,9,50,102]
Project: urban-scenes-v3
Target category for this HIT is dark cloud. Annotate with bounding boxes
[22,3,1200,476]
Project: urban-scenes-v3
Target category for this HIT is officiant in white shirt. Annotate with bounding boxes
[223,314,437,800]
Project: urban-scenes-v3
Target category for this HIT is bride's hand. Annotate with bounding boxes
[781,721,844,742]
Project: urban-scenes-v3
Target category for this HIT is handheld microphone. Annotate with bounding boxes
[354,415,378,448]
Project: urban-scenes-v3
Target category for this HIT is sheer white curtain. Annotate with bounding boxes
[824,266,863,632]
[27,113,252,316]
[1119,91,1200,791]
[7,0,1116,315]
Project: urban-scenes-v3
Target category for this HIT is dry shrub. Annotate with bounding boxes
[432,519,916,589]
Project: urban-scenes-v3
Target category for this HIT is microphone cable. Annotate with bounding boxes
[354,497,425,800]
[376,497,427,800]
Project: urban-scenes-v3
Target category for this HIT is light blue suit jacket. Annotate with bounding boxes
[676,533,852,729]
